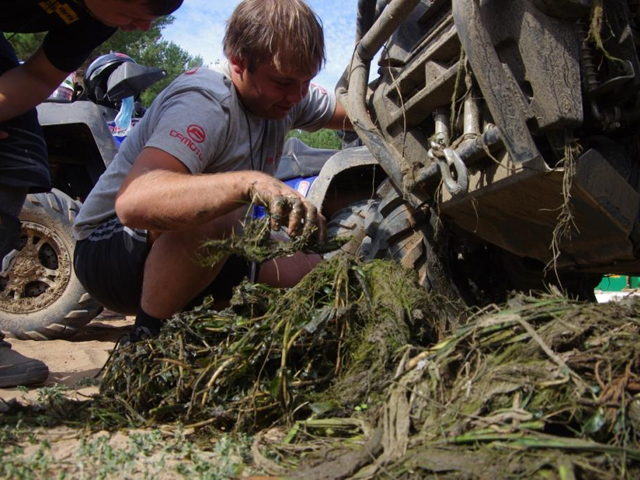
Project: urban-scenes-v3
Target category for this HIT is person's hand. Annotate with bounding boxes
[248,177,326,241]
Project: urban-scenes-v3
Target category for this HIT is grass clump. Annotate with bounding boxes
[198,216,343,266]
[97,254,452,433]
[255,294,640,478]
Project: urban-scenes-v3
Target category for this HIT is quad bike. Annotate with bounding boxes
[334,0,640,305]
[0,52,382,340]
[0,55,166,339]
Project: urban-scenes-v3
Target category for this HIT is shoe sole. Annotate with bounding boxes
[0,364,49,388]
[0,249,18,278]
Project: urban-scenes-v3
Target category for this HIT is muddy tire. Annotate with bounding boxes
[325,200,377,258]
[360,180,465,303]
[0,189,102,340]
[361,180,600,305]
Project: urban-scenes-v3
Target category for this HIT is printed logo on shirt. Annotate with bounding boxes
[169,129,204,162]
[184,68,199,76]
[39,1,80,25]
[187,125,206,143]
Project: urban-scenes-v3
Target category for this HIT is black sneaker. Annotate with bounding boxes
[118,325,156,347]
[0,213,21,278]
[0,340,49,388]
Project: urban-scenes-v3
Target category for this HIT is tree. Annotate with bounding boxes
[4,32,45,60]
[286,129,343,150]
[4,16,203,106]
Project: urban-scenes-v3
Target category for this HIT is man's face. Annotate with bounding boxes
[231,59,317,119]
[84,0,158,31]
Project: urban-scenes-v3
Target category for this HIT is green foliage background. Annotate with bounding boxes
[5,16,204,105]
[286,129,342,150]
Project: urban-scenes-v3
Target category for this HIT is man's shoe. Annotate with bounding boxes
[0,213,21,278]
[118,325,156,347]
[0,341,49,388]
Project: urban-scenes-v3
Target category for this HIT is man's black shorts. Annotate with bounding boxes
[74,216,252,314]
[0,34,50,193]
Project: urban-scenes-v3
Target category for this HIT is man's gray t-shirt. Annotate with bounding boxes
[73,63,336,240]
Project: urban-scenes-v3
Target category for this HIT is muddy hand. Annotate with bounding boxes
[249,180,326,241]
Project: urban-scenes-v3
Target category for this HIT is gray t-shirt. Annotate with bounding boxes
[73,62,336,240]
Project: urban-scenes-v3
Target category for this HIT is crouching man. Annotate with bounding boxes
[72,0,351,342]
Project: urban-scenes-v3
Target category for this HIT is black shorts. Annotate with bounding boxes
[0,34,50,193]
[74,217,252,315]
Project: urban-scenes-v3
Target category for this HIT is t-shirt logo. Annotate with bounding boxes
[187,125,206,143]
[38,1,80,25]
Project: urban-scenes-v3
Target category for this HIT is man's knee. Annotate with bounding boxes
[148,207,246,247]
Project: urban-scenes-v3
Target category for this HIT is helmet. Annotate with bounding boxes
[85,52,136,107]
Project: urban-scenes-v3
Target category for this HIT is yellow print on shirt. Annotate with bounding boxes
[38,1,80,25]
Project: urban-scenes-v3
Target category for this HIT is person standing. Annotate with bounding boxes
[0,0,184,388]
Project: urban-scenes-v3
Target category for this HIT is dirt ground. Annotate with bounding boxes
[0,311,133,403]
[0,312,275,478]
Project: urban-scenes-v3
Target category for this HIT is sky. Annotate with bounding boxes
[162,0,359,91]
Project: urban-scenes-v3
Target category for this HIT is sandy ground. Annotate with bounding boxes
[0,312,272,478]
[0,311,133,403]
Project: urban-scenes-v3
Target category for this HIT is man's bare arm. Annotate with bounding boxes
[323,100,353,131]
[115,147,325,237]
[0,46,69,123]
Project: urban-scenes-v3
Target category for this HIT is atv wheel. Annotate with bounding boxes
[0,189,103,340]
[360,180,467,303]
[360,180,521,306]
[325,200,377,258]
[361,180,599,305]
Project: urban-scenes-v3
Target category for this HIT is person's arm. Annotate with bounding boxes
[0,46,69,123]
[116,147,325,238]
[323,100,353,131]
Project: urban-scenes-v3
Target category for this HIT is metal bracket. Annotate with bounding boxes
[428,145,469,196]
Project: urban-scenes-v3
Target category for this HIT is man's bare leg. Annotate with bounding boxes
[140,208,244,319]
[258,252,322,288]
[128,210,321,341]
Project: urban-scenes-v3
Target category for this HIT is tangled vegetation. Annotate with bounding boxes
[254,294,640,479]
[2,216,640,478]
[98,254,453,433]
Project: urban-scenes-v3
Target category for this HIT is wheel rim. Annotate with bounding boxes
[0,221,71,314]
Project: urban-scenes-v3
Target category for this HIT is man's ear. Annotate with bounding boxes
[229,57,246,75]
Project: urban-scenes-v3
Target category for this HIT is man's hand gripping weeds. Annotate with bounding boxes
[248,177,326,242]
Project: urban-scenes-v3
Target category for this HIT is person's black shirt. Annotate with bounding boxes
[0,0,117,72]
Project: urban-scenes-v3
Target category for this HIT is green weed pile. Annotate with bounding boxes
[255,294,640,479]
[97,255,452,433]
[4,212,640,478]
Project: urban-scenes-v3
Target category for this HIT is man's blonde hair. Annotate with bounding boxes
[223,0,325,75]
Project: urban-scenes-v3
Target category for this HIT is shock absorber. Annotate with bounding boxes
[577,20,620,128]
[578,21,599,94]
